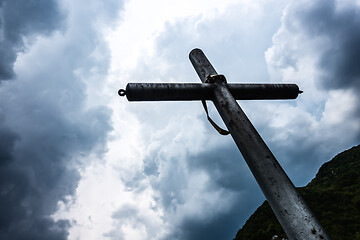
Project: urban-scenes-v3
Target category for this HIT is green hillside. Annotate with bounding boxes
[234,145,360,240]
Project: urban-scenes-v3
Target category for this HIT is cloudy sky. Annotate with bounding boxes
[1,0,359,239]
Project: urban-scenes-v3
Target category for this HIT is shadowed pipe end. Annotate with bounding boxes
[189,48,202,59]
[299,90,303,94]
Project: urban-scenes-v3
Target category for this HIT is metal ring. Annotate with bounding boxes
[118,89,126,96]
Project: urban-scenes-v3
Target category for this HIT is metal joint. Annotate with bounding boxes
[205,74,227,83]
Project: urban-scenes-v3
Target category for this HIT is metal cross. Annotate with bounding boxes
[119,48,330,240]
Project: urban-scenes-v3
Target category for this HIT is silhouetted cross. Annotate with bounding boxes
[119,49,329,240]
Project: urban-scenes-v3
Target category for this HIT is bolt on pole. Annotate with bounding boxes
[189,48,330,240]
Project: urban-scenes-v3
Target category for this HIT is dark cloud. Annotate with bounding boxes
[0,0,122,239]
[188,144,254,192]
[136,136,264,240]
[282,0,360,90]
[170,198,256,240]
[0,84,112,240]
[0,113,18,165]
[264,0,360,181]
[167,146,263,240]
[0,0,65,80]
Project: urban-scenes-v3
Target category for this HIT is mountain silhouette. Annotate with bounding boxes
[234,144,360,240]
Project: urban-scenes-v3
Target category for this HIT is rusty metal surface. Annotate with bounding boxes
[124,83,301,101]
[189,49,330,240]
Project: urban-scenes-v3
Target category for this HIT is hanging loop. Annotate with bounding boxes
[201,74,230,135]
[118,89,126,96]
[201,99,230,136]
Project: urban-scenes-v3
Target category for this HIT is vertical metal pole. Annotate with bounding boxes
[189,49,330,240]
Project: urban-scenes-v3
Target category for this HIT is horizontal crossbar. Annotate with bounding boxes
[121,83,301,101]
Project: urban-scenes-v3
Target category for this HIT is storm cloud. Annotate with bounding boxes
[266,0,360,156]
[0,0,64,80]
[2,0,358,240]
[0,0,122,239]
[275,0,360,91]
